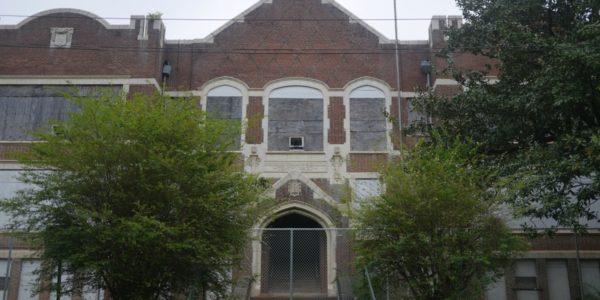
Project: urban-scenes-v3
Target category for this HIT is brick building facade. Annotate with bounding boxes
[0,0,599,299]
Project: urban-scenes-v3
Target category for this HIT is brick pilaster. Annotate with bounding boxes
[328,97,345,144]
[245,96,264,144]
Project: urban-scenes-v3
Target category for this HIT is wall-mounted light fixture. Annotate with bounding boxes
[420,60,432,88]
[161,60,172,95]
[162,60,172,79]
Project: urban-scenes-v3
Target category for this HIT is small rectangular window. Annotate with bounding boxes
[289,136,304,150]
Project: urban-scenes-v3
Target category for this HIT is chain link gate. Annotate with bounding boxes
[236,228,355,300]
[261,229,326,298]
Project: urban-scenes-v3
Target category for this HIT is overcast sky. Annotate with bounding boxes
[0,0,462,41]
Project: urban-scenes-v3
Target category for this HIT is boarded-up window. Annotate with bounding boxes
[268,86,323,151]
[206,85,243,148]
[350,86,386,151]
[0,85,121,141]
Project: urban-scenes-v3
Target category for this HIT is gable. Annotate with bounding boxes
[167,0,392,45]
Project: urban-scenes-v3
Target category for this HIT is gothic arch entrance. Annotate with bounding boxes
[260,213,328,296]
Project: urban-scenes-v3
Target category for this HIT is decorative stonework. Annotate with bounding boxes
[288,180,302,197]
[330,147,344,183]
[50,27,74,48]
[354,179,381,200]
[353,179,381,209]
[247,146,261,173]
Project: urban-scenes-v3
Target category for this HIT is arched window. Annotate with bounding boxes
[268,86,324,151]
[349,86,387,151]
[206,85,243,147]
[206,85,242,119]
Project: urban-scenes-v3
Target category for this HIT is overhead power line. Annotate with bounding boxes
[0,43,454,55]
[0,14,440,22]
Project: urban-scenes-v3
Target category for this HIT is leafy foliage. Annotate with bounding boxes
[1,92,265,300]
[354,140,526,300]
[415,0,600,231]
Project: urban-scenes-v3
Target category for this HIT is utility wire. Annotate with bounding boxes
[0,14,440,22]
[0,43,455,55]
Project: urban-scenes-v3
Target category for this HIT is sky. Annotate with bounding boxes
[0,0,462,41]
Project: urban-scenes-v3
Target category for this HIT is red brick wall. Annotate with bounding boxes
[529,233,600,251]
[347,153,387,172]
[0,143,29,161]
[328,97,345,144]
[163,0,431,90]
[0,12,162,80]
[127,84,159,98]
[245,96,264,144]
[390,96,400,149]
[7,259,21,300]
[434,84,463,98]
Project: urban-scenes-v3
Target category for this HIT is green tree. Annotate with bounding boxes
[354,141,525,300]
[416,0,600,232]
[1,92,265,300]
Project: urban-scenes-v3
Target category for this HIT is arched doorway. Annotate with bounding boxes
[261,213,328,296]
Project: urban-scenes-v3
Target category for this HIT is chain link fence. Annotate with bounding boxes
[230,228,401,300]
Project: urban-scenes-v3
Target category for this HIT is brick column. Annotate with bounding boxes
[505,264,516,300]
[328,97,345,144]
[390,96,400,149]
[7,259,22,300]
[567,259,581,300]
[536,259,549,300]
[245,96,264,144]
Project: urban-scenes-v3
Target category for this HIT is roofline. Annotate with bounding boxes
[323,0,392,44]
[0,8,139,30]
[164,0,401,45]
[171,0,274,44]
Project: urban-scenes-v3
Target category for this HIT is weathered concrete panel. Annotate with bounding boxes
[268,98,324,151]
[0,85,121,141]
[350,98,386,151]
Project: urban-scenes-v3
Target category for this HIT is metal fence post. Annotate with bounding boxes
[386,276,390,300]
[364,267,376,300]
[289,229,294,300]
[2,237,13,300]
